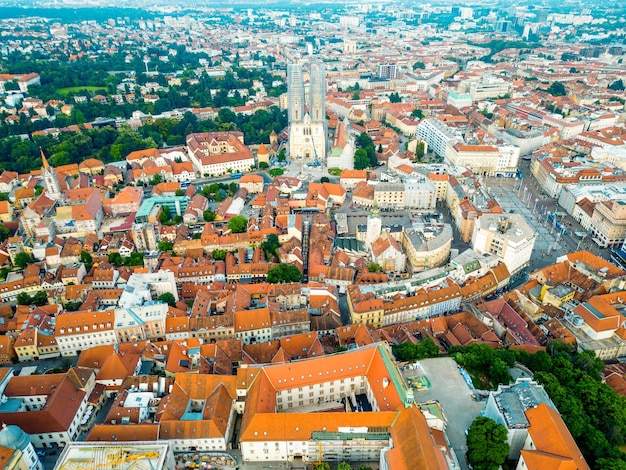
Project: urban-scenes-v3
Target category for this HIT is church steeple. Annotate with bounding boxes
[40,147,50,170]
[40,148,61,200]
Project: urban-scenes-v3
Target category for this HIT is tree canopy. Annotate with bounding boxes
[260,234,280,261]
[449,342,626,468]
[466,416,509,470]
[354,148,370,170]
[227,215,248,233]
[546,81,567,96]
[267,263,302,283]
[14,252,33,269]
[392,338,440,361]
[157,292,177,307]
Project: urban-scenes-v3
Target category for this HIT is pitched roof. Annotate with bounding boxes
[521,403,590,470]
[386,406,449,470]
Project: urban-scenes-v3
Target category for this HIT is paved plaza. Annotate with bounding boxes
[407,357,486,470]
[485,177,568,271]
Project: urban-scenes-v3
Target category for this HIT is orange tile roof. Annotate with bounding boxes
[87,424,159,442]
[386,406,449,470]
[522,403,590,470]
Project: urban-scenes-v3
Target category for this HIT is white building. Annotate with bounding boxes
[484,378,556,459]
[55,310,117,357]
[288,61,327,161]
[186,132,255,176]
[471,214,536,275]
[416,119,462,158]
[469,75,512,101]
[445,143,520,177]
[118,271,178,309]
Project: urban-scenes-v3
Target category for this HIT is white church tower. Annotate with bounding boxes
[288,61,327,162]
[365,204,382,249]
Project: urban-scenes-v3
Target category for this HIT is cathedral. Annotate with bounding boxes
[287,61,327,162]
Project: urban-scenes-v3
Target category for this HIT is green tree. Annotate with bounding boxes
[79,250,93,270]
[415,141,425,160]
[336,463,352,470]
[389,92,401,103]
[157,292,177,307]
[150,174,163,186]
[175,189,184,196]
[260,233,280,260]
[596,458,626,470]
[227,215,248,233]
[392,338,439,361]
[277,148,286,162]
[108,252,123,267]
[466,417,509,470]
[313,464,331,470]
[413,61,426,70]
[0,224,11,242]
[354,149,370,170]
[269,168,284,177]
[352,90,360,100]
[212,249,227,261]
[64,300,83,312]
[259,161,269,169]
[16,292,32,305]
[320,176,329,183]
[411,109,424,119]
[547,81,567,96]
[25,291,48,307]
[203,210,216,222]
[123,252,144,267]
[14,252,32,269]
[267,264,303,283]
[609,79,624,91]
[159,206,172,224]
[368,262,382,272]
[158,241,174,252]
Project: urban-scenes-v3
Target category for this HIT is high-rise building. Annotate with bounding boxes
[377,63,397,80]
[288,61,327,162]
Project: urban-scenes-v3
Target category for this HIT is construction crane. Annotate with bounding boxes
[308,135,321,168]
[61,450,160,470]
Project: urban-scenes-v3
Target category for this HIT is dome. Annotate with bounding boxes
[340,141,354,159]
[0,424,30,451]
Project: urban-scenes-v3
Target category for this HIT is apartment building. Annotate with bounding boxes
[416,119,462,158]
[471,214,536,275]
[445,143,520,176]
[590,200,626,248]
[55,310,117,357]
[0,368,95,448]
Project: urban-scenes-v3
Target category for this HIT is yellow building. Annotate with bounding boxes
[540,283,576,308]
[346,285,385,328]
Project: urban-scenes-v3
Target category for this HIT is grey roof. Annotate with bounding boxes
[494,379,556,429]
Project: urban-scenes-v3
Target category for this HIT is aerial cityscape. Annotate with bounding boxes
[0,1,624,469]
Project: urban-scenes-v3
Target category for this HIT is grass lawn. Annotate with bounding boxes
[56,86,105,95]
[327,167,342,176]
